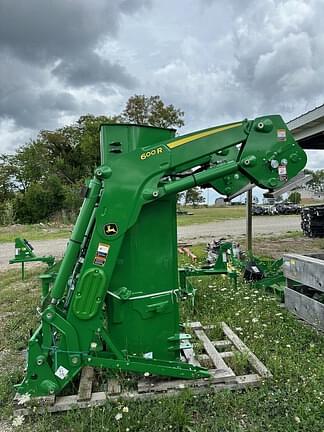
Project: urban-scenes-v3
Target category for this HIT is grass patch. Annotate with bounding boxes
[0,250,323,431]
[0,224,71,243]
[177,206,245,226]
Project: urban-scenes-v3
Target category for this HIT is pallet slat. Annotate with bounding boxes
[77,366,94,401]
[14,321,271,415]
[182,347,201,366]
[193,328,235,377]
[221,322,272,378]
[107,378,122,395]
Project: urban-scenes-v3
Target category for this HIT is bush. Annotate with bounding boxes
[0,201,15,225]
[14,176,65,224]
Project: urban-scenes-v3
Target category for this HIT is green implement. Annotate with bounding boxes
[15,116,306,396]
[9,238,55,280]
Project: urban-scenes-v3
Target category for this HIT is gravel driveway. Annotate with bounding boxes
[0,215,300,270]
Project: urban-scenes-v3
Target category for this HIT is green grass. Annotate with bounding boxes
[0,224,71,243]
[177,206,246,226]
[0,207,246,242]
[0,249,323,431]
[1,206,301,242]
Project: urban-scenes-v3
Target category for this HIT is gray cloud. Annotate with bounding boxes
[0,0,149,135]
[1,0,324,174]
[52,52,136,88]
[0,53,77,129]
[232,0,324,113]
[0,0,149,64]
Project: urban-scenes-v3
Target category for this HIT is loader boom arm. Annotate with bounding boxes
[16,115,306,396]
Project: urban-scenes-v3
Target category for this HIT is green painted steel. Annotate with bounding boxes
[16,116,307,396]
[9,238,55,280]
[179,241,238,299]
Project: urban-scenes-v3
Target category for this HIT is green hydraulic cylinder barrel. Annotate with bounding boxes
[50,178,102,302]
[163,161,238,196]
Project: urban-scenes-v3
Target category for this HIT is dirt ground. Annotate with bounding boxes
[1,215,321,270]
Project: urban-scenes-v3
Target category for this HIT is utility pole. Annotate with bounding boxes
[246,189,253,254]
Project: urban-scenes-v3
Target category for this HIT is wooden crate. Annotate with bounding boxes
[14,322,272,415]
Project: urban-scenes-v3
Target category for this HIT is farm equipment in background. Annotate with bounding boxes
[301,204,324,237]
[179,239,240,300]
[252,203,301,216]
[14,115,306,397]
[179,238,285,301]
[9,237,55,280]
[242,256,285,300]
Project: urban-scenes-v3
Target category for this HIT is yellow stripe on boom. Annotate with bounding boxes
[167,123,243,149]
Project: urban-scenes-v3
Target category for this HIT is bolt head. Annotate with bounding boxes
[270,159,279,169]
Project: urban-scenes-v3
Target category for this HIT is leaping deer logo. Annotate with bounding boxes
[104,223,118,236]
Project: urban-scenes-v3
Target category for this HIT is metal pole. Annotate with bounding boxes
[246,189,253,254]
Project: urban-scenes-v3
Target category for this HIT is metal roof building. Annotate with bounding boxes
[287,104,324,150]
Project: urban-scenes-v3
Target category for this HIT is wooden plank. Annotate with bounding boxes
[14,374,263,414]
[185,322,216,330]
[212,340,232,348]
[221,322,272,378]
[14,392,107,415]
[194,328,235,376]
[133,374,262,400]
[137,370,260,394]
[77,366,94,401]
[137,372,261,394]
[198,351,234,361]
[137,368,236,394]
[14,321,272,415]
[14,392,55,406]
[107,378,122,395]
[182,347,201,366]
[185,321,203,329]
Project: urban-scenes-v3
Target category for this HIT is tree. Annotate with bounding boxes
[2,140,50,192]
[120,95,184,129]
[288,191,301,204]
[1,94,186,224]
[14,175,65,223]
[184,188,205,207]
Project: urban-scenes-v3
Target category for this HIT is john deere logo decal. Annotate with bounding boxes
[104,223,118,236]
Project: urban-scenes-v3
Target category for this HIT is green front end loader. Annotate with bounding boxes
[15,116,306,396]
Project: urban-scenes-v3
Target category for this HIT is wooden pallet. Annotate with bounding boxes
[14,321,272,415]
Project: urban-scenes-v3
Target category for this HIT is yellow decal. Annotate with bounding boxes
[140,146,163,160]
[167,123,243,149]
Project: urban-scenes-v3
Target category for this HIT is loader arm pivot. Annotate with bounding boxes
[17,115,306,396]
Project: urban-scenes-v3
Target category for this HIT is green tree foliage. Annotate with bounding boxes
[2,140,49,192]
[121,95,184,128]
[288,191,301,204]
[0,157,15,201]
[184,187,205,207]
[1,94,185,224]
[14,176,65,223]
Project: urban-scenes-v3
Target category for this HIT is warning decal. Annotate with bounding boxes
[93,242,110,266]
[277,129,287,141]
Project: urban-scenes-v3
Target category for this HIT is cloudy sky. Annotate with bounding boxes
[1,0,324,172]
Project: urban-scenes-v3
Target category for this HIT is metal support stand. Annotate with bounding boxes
[246,189,253,254]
